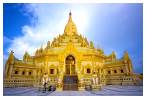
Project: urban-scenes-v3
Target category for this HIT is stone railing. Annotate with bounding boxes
[3,79,37,88]
[83,78,92,85]
[105,75,143,86]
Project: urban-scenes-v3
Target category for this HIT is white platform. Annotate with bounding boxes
[3,85,143,96]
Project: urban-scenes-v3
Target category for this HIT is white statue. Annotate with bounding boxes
[42,73,49,85]
[95,77,99,84]
[92,77,95,84]
[58,78,62,84]
[92,73,99,84]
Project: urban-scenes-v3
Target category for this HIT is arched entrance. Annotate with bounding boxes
[65,55,76,75]
[63,55,78,90]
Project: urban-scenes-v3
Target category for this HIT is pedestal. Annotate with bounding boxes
[56,83,63,91]
[56,87,62,91]
[78,86,85,91]
[78,82,85,91]
[91,84,102,91]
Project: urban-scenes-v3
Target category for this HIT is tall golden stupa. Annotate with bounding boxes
[4,11,142,91]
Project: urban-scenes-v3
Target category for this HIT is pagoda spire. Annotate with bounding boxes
[68,10,72,22]
[123,51,130,61]
[64,10,77,36]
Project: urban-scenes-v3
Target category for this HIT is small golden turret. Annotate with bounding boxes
[123,51,131,61]
[7,50,15,64]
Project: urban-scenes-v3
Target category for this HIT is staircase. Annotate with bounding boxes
[63,75,78,91]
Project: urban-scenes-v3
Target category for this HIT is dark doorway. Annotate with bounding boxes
[63,55,78,90]
[65,55,76,75]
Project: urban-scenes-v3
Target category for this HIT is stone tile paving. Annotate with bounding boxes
[3,85,143,96]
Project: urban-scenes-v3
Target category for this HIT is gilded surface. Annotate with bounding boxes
[4,12,142,90]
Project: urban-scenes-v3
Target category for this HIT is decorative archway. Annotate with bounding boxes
[63,55,78,90]
[65,55,76,75]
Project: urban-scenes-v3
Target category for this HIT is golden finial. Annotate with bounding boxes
[11,50,14,53]
[69,9,72,16]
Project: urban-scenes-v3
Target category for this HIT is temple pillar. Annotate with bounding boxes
[99,68,102,84]
[77,61,81,74]
[8,64,13,78]
[5,64,9,78]
[128,62,133,74]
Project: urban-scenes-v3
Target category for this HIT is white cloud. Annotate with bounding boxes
[5,4,127,60]
[5,4,94,59]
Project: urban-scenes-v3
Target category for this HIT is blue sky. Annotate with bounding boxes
[3,3,143,73]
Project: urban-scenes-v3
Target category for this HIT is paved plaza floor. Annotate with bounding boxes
[3,85,143,96]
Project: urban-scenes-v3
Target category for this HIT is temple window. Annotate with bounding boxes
[22,71,25,75]
[114,70,117,73]
[121,69,124,73]
[50,69,54,74]
[87,68,91,74]
[108,71,111,74]
[29,71,32,75]
[15,71,18,74]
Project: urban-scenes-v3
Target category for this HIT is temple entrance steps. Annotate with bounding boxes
[63,75,78,91]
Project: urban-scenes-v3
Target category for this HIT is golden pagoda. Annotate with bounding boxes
[4,11,142,91]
